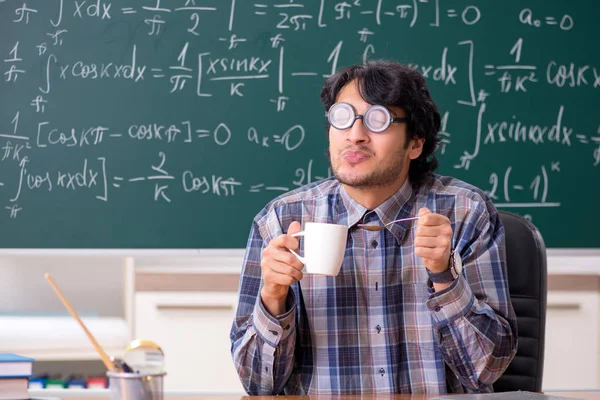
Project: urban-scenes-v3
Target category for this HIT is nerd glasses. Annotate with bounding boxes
[327,102,408,133]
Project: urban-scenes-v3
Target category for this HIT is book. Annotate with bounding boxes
[44,378,66,388]
[0,353,34,377]
[86,376,108,388]
[0,377,30,400]
[28,375,47,389]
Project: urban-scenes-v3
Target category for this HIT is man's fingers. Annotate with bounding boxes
[287,221,301,236]
[415,224,453,238]
[270,221,302,252]
[418,212,451,227]
[263,269,297,287]
[415,225,438,237]
[270,232,299,252]
[262,245,304,270]
[414,236,447,249]
[414,210,453,272]
[266,261,304,282]
[418,207,431,217]
[418,208,436,227]
[262,252,304,286]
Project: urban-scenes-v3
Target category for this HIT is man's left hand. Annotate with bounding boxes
[414,207,453,273]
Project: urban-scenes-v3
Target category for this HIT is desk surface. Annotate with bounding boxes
[48,392,600,400]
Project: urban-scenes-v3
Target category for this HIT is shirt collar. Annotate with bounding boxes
[338,183,368,228]
[339,179,415,244]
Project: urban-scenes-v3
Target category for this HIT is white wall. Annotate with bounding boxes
[0,256,124,317]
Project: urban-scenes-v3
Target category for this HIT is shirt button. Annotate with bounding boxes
[284,324,290,330]
[379,368,385,376]
[375,325,381,333]
[433,306,441,312]
[371,240,378,249]
[269,330,279,336]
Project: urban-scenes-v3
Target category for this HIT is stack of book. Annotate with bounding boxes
[0,353,34,400]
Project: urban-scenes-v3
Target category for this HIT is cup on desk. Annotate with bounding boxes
[107,371,166,400]
[290,222,348,276]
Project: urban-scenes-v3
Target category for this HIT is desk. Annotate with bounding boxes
[32,392,600,400]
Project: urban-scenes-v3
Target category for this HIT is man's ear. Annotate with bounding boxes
[408,138,425,160]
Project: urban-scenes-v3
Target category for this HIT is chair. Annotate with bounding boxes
[493,210,548,392]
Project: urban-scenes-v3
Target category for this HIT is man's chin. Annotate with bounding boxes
[334,168,405,189]
[334,173,372,188]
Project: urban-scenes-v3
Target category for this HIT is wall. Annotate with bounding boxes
[0,255,124,317]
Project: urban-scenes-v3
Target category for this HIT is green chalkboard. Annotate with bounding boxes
[0,1,598,249]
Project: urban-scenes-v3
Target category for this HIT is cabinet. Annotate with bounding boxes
[134,282,600,393]
[542,291,600,390]
[134,291,244,394]
[131,253,600,394]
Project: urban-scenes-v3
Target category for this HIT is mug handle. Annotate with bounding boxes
[289,231,305,264]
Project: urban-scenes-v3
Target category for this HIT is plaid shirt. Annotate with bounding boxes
[230,174,517,395]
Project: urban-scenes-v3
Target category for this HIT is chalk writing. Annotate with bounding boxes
[0,0,597,249]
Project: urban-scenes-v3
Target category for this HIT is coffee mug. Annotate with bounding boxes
[290,222,348,276]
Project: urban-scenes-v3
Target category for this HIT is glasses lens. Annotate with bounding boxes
[364,106,390,133]
[328,103,355,130]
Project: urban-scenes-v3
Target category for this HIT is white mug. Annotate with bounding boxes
[290,222,348,276]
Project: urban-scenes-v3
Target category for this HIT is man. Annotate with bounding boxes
[230,60,517,395]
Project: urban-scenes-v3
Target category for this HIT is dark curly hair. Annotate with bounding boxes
[320,60,441,190]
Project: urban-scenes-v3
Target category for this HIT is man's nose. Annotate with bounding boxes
[346,117,370,143]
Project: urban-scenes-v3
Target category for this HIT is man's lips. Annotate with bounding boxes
[343,150,370,164]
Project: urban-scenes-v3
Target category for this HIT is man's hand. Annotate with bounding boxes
[260,221,304,316]
[414,207,453,273]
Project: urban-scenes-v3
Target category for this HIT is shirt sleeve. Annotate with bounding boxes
[229,218,297,395]
[425,202,518,390]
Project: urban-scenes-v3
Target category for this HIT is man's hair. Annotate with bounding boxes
[320,60,441,190]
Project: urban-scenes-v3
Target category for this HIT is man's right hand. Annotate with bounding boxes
[260,221,304,316]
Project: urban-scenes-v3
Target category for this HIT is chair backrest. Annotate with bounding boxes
[493,210,548,392]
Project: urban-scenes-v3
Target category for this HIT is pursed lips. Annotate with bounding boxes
[342,148,371,164]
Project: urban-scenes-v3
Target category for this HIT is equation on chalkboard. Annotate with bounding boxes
[1,0,598,248]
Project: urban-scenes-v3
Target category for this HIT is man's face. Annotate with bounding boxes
[328,80,418,190]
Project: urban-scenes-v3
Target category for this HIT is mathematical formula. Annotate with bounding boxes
[0,0,598,236]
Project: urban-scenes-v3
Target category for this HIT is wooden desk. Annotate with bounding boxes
[50,392,600,400]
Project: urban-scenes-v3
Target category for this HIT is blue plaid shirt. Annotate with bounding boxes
[230,174,517,395]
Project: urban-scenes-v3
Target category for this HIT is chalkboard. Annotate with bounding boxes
[1,0,598,249]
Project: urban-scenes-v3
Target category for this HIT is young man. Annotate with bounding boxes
[230,60,517,395]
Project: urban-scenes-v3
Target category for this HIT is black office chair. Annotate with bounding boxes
[493,210,547,392]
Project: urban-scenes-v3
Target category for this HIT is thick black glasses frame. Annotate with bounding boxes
[328,102,408,133]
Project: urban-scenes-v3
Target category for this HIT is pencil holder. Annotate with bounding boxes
[107,371,166,400]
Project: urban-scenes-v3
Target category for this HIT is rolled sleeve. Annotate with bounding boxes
[426,276,475,328]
